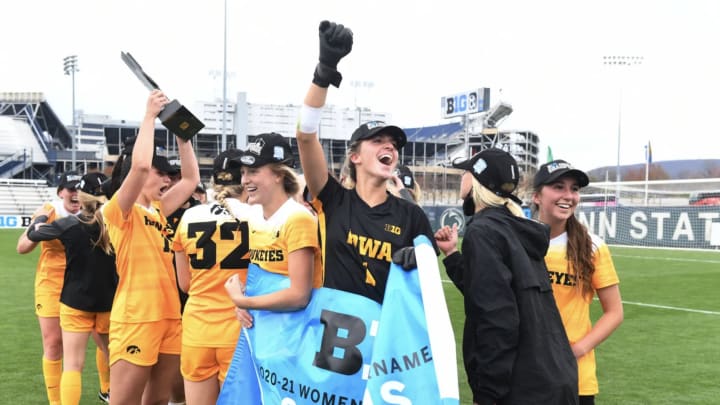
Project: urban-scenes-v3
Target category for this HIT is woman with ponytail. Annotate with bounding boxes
[532,160,623,405]
[24,172,117,405]
[434,149,578,404]
[171,148,257,405]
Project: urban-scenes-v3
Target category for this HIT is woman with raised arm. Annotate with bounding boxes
[102,89,200,405]
[295,21,436,303]
[532,160,623,405]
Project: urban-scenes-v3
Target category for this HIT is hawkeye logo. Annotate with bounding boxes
[126,345,141,354]
[346,230,392,262]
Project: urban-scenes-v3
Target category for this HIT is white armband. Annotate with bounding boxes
[298,104,322,134]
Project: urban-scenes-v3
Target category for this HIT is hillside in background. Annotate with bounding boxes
[588,159,720,181]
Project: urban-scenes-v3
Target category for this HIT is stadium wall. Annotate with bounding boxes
[4,205,718,250]
[425,205,720,250]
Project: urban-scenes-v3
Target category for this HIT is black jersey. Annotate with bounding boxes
[27,215,117,312]
[311,176,437,303]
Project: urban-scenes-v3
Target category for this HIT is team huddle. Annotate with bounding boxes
[17,20,622,405]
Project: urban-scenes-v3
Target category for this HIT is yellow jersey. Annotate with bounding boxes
[545,231,620,395]
[103,195,180,323]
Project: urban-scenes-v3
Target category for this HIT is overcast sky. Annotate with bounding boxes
[2,0,719,171]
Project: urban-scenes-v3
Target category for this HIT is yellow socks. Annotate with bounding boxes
[42,357,62,405]
[95,347,110,394]
[60,370,81,405]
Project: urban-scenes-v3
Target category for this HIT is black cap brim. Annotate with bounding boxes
[358,125,407,149]
[534,168,589,188]
[152,156,176,174]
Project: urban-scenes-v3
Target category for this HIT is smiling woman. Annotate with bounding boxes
[294,20,438,305]
[224,132,322,315]
[15,170,83,405]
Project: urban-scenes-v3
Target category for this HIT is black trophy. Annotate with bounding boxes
[121,51,204,141]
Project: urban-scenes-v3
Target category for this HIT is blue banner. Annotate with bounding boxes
[218,236,459,405]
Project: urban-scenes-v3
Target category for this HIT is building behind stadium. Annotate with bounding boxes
[0,91,539,207]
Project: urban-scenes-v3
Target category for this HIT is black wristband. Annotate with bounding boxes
[312,63,343,88]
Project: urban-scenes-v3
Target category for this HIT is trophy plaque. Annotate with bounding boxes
[121,51,205,141]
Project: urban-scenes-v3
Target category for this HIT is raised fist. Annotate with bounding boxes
[318,20,353,69]
[313,20,353,88]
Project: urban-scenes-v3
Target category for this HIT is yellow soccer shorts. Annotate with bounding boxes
[109,319,181,366]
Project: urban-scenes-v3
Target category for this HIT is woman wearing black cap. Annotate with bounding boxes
[16,170,82,405]
[102,90,200,405]
[171,148,256,404]
[295,21,436,303]
[435,148,578,404]
[532,160,623,405]
[225,133,322,314]
[24,172,117,405]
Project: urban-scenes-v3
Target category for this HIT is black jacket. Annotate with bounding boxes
[27,215,117,312]
[444,206,577,405]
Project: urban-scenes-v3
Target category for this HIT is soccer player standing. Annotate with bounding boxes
[532,160,623,404]
[17,171,82,405]
[295,21,436,304]
[102,90,199,405]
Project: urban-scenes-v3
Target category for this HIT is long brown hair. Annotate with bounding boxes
[532,186,596,298]
[565,215,596,298]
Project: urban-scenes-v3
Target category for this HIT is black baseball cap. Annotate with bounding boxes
[213,148,244,185]
[58,171,82,190]
[533,160,589,189]
[166,156,181,176]
[452,148,522,205]
[76,172,109,196]
[350,121,407,149]
[395,164,415,189]
[239,133,295,168]
[119,154,177,179]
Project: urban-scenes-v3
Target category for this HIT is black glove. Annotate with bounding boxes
[313,20,353,88]
[391,247,417,271]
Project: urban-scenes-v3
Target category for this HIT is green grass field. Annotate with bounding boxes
[1,228,719,404]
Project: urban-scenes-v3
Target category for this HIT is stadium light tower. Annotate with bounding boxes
[603,55,644,202]
[350,80,374,127]
[63,55,79,171]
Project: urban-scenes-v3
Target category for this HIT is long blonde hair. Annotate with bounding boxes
[77,191,113,255]
[212,184,245,221]
[471,177,524,217]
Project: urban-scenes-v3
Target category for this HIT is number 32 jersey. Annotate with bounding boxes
[172,200,257,346]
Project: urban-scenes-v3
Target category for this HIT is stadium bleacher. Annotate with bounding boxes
[0,179,54,215]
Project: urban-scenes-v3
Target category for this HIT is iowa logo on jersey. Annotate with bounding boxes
[346,230,392,262]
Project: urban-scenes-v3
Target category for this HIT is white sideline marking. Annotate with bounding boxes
[613,254,720,264]
[619,300,720,315]
[440,279,720,315]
